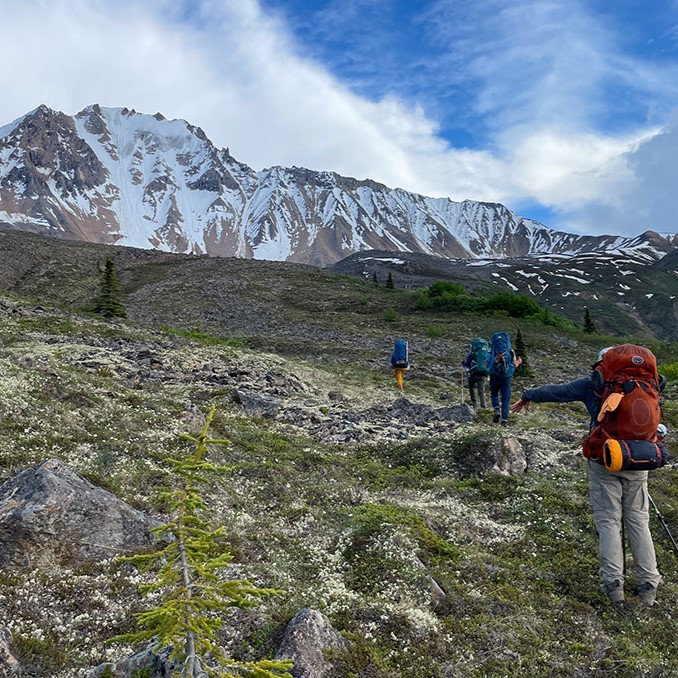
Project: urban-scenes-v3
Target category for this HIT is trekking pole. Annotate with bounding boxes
[649,493,678,557]
[460,371,464,405]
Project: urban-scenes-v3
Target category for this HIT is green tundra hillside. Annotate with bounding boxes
[0,229,677,677]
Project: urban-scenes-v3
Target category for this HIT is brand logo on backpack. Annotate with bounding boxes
[583,344,668,470]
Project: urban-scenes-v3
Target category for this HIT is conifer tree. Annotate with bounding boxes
[94,257,127,319]
[583,307,597,334]
[372,271,378,285]
[514,328,532,379]
[385,272,394,289]
[113,406,293,678]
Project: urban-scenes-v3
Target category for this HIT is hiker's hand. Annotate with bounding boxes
[511,398,530,413]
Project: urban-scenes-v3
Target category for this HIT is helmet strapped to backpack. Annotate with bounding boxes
[584,344,665,467]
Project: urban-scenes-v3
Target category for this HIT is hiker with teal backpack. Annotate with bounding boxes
[488,332,522,426]
[462,338,489,408]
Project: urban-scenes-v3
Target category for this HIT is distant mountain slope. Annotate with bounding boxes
[330,249,678,341]
[1,226,677,342]
[1,104,677,266]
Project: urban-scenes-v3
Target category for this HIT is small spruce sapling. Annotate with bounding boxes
[385,272,394,289]
[583,307,597,334]
[94,257,127,319]
[112,406,293,678]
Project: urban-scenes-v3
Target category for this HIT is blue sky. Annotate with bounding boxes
[2,0,678,237]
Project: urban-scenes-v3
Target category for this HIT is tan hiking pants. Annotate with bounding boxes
[588,460,661,588]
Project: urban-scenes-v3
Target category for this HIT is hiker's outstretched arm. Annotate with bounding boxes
[522,376,590,404]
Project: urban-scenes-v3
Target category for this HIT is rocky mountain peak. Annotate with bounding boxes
[1,104,677,266]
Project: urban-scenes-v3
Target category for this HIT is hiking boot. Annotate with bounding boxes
[492,410,501,424]
[637,582,657,607]
[501,420,508,428]
[601,579,625,603]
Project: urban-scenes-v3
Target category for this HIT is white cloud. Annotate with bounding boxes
[0,0,492,197]
[1,0,678,236]
[555,119,678,235]
[421,0,678,232]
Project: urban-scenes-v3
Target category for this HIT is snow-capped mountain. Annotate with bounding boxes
[0,104,676,266]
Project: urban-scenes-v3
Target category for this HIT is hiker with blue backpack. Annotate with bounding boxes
[461,338,489,408]
[488,331,522,426]
[391,338,409,392]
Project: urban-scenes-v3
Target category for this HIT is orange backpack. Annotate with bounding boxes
[583,344,662,463]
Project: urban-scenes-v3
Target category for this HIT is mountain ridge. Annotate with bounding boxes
[1,104,677,266]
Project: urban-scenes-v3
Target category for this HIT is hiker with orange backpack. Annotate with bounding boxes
[511,345,668,606]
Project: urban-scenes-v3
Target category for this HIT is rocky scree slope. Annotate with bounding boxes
[4,227,678,351]
[331,248,678,342]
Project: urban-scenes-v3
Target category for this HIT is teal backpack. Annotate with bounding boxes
[469,338,490,376]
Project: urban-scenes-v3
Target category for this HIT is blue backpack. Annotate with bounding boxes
[489,332,515,377]
[391,339,409,368]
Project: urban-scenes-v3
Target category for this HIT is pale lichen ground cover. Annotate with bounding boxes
[1,304,678,676]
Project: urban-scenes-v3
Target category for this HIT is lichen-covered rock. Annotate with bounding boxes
[0,458,159,568]
[275,608,346,678]
[233,388,282,418]
[492,435,527,475]
[388,398,473,427]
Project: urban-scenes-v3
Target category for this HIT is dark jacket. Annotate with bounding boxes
[523,375,600,422]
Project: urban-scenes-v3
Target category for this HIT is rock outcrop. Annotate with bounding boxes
[0,458,159,568]
[0,627,19,674]
[275,608,346,678]
[92,646,198,678]
[492,435,528,475]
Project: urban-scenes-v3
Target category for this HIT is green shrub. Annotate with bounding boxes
[484,291,541,317]
[428,281,466,298]
[660,362,678,381]
[383,308,398,322]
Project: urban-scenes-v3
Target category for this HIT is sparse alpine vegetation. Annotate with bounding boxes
[0,236,678,677]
